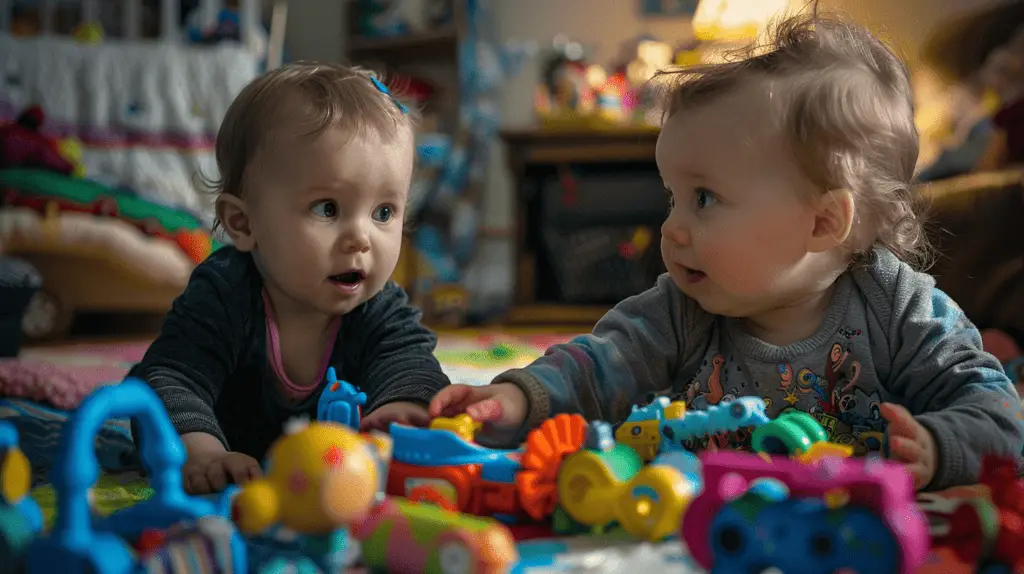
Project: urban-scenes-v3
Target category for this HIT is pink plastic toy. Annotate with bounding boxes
[681,451,929,574]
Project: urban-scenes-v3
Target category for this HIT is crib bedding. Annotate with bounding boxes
[0,31,257,218]
[0,207,195,286]
[0,168,221,243]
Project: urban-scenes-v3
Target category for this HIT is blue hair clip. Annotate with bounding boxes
[370,76,409,114]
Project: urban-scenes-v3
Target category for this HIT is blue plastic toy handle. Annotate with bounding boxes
[0,420,19,449]
[50,378,214,541]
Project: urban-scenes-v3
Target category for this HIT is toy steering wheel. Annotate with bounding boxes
[26,378,217,574]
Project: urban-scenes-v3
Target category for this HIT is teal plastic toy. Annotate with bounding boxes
[751,410,829,456]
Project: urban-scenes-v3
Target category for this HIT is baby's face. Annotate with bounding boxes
[245,122,413,317]
[656,80,821,318]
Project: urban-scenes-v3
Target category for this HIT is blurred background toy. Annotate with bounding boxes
[0,106,75,175]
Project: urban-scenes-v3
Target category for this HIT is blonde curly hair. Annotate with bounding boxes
[656,9,932,269]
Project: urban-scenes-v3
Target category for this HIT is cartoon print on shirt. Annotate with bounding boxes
[821,343,850,414]
[777,362,799,405]
[703,354,726,405]
[839,361,862,394]
[796,368,827,408]
[836,387,884,434]
[837,327,863,340]
[684,378,701,402]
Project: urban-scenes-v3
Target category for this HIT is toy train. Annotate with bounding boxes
[682,451,930,574]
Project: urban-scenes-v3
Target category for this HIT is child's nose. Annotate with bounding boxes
[661,217,691,246]
[340,224,371,253]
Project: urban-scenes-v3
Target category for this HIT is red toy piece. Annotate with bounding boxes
[929,455,1024,570]
[0,106,74,174]
[386,414,589,522]
[133,528,168,555]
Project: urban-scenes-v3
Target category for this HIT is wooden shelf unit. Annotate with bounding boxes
[348,25,459,62]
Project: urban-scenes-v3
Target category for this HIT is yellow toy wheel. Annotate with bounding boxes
[0,447,31,505]
[615,465,695,541]
[556,450,619,526]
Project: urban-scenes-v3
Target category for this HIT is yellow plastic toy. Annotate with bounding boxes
[794,441,854,465]
[1,440,31,505]
[231,420,383,536]
[429,414,482,442]
[614,399,686,462]
[616,465,696,541]
[557,443,697,541]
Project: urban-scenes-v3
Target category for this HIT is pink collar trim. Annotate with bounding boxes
[262,289,341,400]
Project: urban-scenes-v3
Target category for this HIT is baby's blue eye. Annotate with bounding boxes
[312,200,338,218]
[373,205,395,223]
[696,187,717,209]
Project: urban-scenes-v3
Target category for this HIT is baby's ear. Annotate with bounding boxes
[216,194,255,251]
[807,189,854,253]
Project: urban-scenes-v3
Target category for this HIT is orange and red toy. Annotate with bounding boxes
[386,414,588,522]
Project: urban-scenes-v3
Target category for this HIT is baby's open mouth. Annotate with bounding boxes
[685,268,707,283]
[329,270,365,287]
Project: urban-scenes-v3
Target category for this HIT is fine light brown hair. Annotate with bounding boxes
[656,8,932,269]
[205,62,415,230]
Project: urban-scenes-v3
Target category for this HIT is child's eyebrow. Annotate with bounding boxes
[378,188,407,202]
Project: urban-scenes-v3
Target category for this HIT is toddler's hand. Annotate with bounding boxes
[881,402,938,490]
[429,383,529,431]
[360,400,431,432]
[182,451,262,495]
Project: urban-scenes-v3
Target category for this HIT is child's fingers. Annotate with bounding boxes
[206,463,229,492]
[880,402,917,438]
[186,470,212,495]
[888,435,924,464]
[359,415,388,432]
[225,457,261,484]
[430,385,480,417]
[903,462,928,491]
[404,408,432,428]
[466,398,505,423]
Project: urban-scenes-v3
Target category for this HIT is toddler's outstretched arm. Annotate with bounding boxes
[128,263,242,450]
[884,265,1024,490]
[491,275,697,444]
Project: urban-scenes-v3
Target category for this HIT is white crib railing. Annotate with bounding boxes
[0,0,284,66]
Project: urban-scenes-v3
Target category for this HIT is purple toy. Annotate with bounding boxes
[681,451,929,574]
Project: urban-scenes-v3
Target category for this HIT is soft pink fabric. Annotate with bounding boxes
[0,342,148,409]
